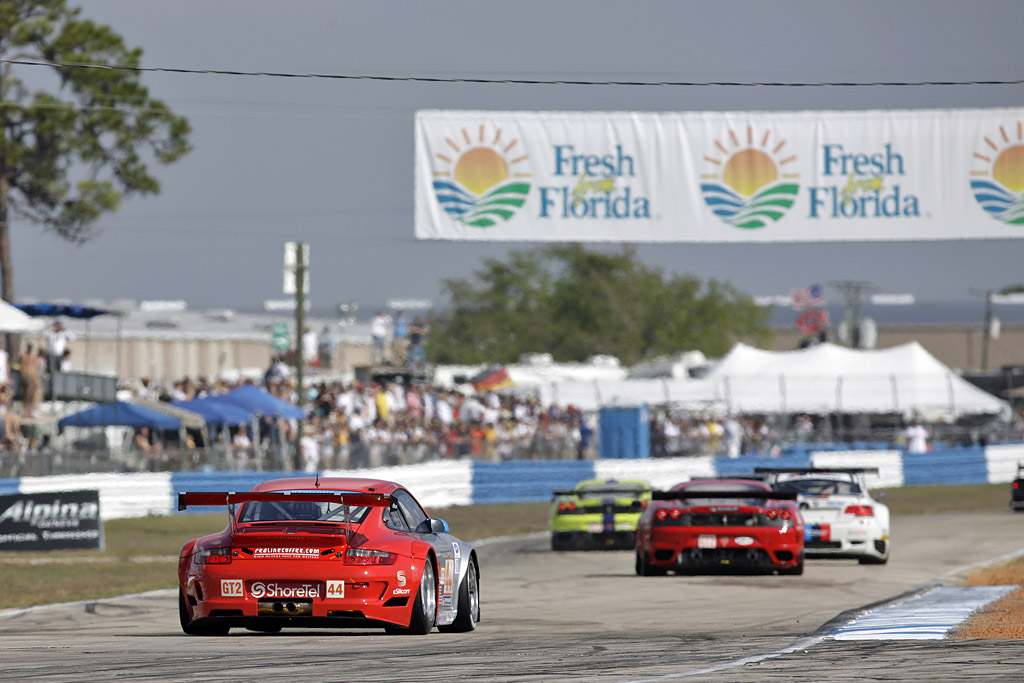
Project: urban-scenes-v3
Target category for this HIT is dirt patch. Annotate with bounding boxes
[951,559,1024,639]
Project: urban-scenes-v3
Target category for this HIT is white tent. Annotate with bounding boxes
[0,300,44,333]
[701,342,1008,419]
[517,342,1007,419]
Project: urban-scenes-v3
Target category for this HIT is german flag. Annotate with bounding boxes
[470,364,514,392]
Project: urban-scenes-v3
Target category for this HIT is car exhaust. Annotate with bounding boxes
[258,599,313,616]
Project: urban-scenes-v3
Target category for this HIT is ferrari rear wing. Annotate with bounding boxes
[652,490,798,501]
[754,467,880,476]
[552,488,650,498]
[177,490,390,511]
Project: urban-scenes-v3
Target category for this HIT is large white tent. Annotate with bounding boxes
[516,342,1008,419]
[702,342,1007,418]
[0,300,44,333]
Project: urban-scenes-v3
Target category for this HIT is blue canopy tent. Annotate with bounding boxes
[15,303,113,319]
[211,384,305,420]
[16,302,122,401]
[172,397,255,428]
[58,401,180,430]
[202,385,303,471]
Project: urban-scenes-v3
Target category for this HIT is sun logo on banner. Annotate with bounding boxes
[970,121,1024,225]
[700,126,800,229]
[432,125,531,228]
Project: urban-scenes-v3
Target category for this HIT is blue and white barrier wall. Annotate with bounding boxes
[1,443,1021,520]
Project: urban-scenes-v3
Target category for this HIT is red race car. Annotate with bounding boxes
[177,476,480,636]
[635,478,805,576]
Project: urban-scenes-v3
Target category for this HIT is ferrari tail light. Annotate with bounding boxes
[1014,482,1019,490]
[197,547,233,565]
[342,548,397,565]
[764,508,793,526]
[557,501,578,514]
[844,505,874,517]
[653,508,688,526]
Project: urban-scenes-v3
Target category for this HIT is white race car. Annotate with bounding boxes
[756,467,890,565]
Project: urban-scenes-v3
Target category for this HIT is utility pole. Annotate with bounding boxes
[970,289,994,370]
[294,242,307,469]
[828,281,872,348]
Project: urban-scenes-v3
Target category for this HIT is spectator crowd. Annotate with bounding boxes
[135,372,596,473]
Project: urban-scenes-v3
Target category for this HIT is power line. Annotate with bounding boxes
[3,59,1023,87]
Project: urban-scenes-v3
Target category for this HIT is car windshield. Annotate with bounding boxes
[238,499,370,524]
[773,478,862,496]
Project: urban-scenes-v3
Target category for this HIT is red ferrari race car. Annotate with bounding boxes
[635,478,805,576]
[177,476,480,636]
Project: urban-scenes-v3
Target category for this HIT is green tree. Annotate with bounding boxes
[428,244,773,365]
[0,1,190,301]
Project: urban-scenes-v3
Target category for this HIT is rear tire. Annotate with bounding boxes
[859,542,889,565]
[635,550,666,576]
[778,552,802,573]
[403,559,437,635]
[439,557,480,632]
[179,590,229,636]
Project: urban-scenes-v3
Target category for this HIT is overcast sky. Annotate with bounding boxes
[9,0,1024,314]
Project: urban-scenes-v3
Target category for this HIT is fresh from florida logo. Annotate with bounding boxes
[432,124,531,228]
[701,126,800,228]
[970,121,1024,225]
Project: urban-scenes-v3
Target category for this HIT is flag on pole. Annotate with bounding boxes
[796,309,830,335]
[470,364,514,392]
[790,284,826,310]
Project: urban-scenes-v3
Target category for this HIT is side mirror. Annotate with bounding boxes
[416,518,450,534]
[873,491,887,501]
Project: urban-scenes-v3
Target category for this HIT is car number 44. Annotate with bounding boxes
[326,580,345,598]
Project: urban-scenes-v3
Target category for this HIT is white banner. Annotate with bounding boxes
[414,107,1024,242]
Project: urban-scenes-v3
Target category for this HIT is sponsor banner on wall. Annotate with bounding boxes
[0,490,104,551]
[414,107,1024,242]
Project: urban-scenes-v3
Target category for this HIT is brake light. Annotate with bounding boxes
[557,501,578,514]
[844,505,874,517]
[342,548,397,565]
[764,508,793,526]
[197,547,233,565]
[653,508,689,525]
[1015,482,1020,490]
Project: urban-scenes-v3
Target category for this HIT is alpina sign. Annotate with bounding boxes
[0,490,104,551]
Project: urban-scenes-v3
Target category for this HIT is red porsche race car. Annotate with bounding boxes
[177,476,480,636]
[635,478,805,576]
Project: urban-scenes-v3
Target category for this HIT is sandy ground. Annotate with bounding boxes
[953,562,1024,639]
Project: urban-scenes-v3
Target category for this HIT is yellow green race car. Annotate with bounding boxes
[550,479,652,551]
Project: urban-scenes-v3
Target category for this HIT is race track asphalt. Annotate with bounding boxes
[0,510,1021,682]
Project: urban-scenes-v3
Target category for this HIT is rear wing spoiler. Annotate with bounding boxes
[652,490,797,501]
[552,488,650,498]
[754,467,880,476]
[177,490,390,511]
